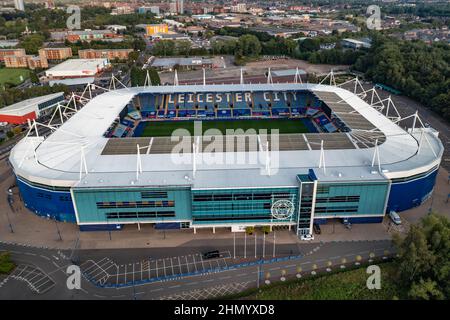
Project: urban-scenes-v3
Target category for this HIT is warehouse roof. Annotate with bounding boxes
[152,57,214,68]
[0,92,64,116]
[46,59,108,73]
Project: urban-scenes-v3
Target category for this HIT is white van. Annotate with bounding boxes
[389,211,402,225]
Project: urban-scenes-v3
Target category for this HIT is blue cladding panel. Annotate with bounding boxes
[16,176,76,223]
[387,168,438,213]
[155,222,181,229]
[79,224,123,231]
[347,216,383,224]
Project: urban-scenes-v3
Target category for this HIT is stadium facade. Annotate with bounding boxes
[9,82,443,236]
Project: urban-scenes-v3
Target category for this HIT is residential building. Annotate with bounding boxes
[38,47,73,61]
[51,30,123,43]
[4,54,48,69]
[138,6,160,15]
[145,24,169,36]
[78,49,133,61]
[0,48,26,61]
[170,0,184,14]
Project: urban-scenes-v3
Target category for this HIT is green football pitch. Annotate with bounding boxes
[140,118,309,137]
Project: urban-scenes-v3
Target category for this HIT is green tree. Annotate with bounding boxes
[147,67,161,86]
[394,213,450,300]
[130,66,146,87]
[176,40,192,56]
[29,71,39,84]
[237,34,261,57]
[19,34,45,55]
[152,40,176,56]
[409,279,445,300]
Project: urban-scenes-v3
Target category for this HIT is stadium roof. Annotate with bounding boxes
[9,83,444,190]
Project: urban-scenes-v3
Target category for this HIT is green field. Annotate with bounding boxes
[0,68,30,87]
[221,262,406,300]
[141,119,308,137]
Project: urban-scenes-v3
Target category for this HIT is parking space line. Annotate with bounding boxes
[163,259,166,277]
[185,256,190,273]
[148,260,152,278]
[192,255,198,272]
[178,257,182,274]
[155,260,158,278]
[170,258,175,275]
[200,255,205,270]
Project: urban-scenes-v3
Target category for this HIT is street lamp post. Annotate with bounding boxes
[233,232,236,259]
[54,218,62,241]
[272,231,276,258]
[106,217,112,241]
[262,232,266,258]
[5,206,14,233]
[244,232,247,259]
[254,232,257,258]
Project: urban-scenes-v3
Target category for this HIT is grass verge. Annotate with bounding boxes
[218,261,407,300]
[0,252,15,274]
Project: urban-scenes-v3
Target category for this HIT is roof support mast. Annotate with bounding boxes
[318,140,326,174]
[144,70,151,88]
[174,69,179,86]
[267,68,273,85]
[79,146,88,180]
[371,139,381,173]
[136,143,143,181]
[294,67,303,84]
[203,67,206,86]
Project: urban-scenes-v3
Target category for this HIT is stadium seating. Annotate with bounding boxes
[252,92,269,111]
[127,91,333,129]
[139,94,157,111]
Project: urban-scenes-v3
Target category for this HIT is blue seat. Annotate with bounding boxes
[217,109,231,117]
[233,109,251,116]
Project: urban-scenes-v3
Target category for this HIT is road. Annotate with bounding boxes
[0,239,395,300]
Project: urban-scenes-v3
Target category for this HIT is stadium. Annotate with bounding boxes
[8,74,444,236]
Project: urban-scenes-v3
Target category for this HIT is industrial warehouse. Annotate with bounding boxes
[8,77,444,237]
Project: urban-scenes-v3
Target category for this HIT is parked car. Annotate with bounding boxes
[202,250,220,259]
[342,218,352,229]
[313,224,321,234]
[389,211,402,225]
[300,234,314,241]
